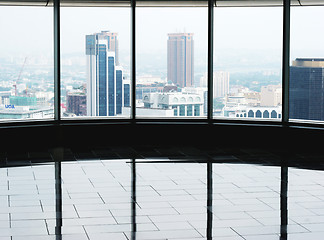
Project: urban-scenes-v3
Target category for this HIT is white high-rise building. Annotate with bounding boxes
[200,71,229,98]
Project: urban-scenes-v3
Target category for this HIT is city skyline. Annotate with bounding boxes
[0,6,323,120]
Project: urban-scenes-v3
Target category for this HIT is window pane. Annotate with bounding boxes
[0,6,54,120]
[213,7,283,121]
[61,7,131,118]
[290,6,324,122]
[136,7,207,118]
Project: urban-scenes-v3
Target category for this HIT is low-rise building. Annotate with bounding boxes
[141,91,204,117]
[0,105,54,119]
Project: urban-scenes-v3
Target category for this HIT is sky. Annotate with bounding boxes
[0,6,323,61]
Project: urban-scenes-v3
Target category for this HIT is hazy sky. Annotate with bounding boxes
[0,6,323,60]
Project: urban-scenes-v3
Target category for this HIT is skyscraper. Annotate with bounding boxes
[86,31,119,65]
[167,33,194,88]
[86,31,129,116]
[290,58,324,121]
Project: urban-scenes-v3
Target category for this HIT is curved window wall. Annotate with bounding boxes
[0,1,324,125]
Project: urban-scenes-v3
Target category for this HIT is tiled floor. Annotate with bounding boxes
[0,146,324,239]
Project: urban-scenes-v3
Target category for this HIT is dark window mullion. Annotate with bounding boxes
[282,0,291,123]
[208,0,214,122]
[131,0,136,120]
[54,0,61,122]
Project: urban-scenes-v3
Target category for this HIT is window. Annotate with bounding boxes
[136,6,208,118]
[1,1,324,126]
[290,6,324,122]
[61,7,131,118]
[213,6,283,121]
[0,6,54,120]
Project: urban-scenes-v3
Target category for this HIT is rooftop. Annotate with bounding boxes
[292,58,324,68]
[295,58,324,62]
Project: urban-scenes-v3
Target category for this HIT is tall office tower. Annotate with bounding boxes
[167,33,194,88]
[86,31,128,116]
[86,31,119,65]
[290,58,324,121]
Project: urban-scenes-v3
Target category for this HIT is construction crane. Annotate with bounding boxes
[13,57,27,96]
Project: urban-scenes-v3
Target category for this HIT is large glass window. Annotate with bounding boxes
[61,7,131,118]
[3,2,324,125]
[289,6,324,122]
[0,6,54,121]
[136,6,208,118]
[213,7,283,121]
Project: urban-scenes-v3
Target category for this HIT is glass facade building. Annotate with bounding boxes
[290,58,324,121]
[86,31,130,117]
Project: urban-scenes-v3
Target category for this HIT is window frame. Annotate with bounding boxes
[3,0,324,128]
[54,0,289,124]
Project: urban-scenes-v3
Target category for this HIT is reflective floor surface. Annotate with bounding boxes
[1,146,324,239]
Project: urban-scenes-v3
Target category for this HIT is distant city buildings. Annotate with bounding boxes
[1,30,294,121]
[136,76,166,100]
[9,96,37,106]
[200,71,230,98]
[219,84,282,119]
[0,91,11,105]
[86,31,130,117]
[66,92,86,116]
[0,105,53,119]
[167,33,194,88]
[214,71,230,98]
[260,84,282,107]
[0,94,54,119]
[222,105,281,119]
[290,58,324,121]
[140,90,204,117]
